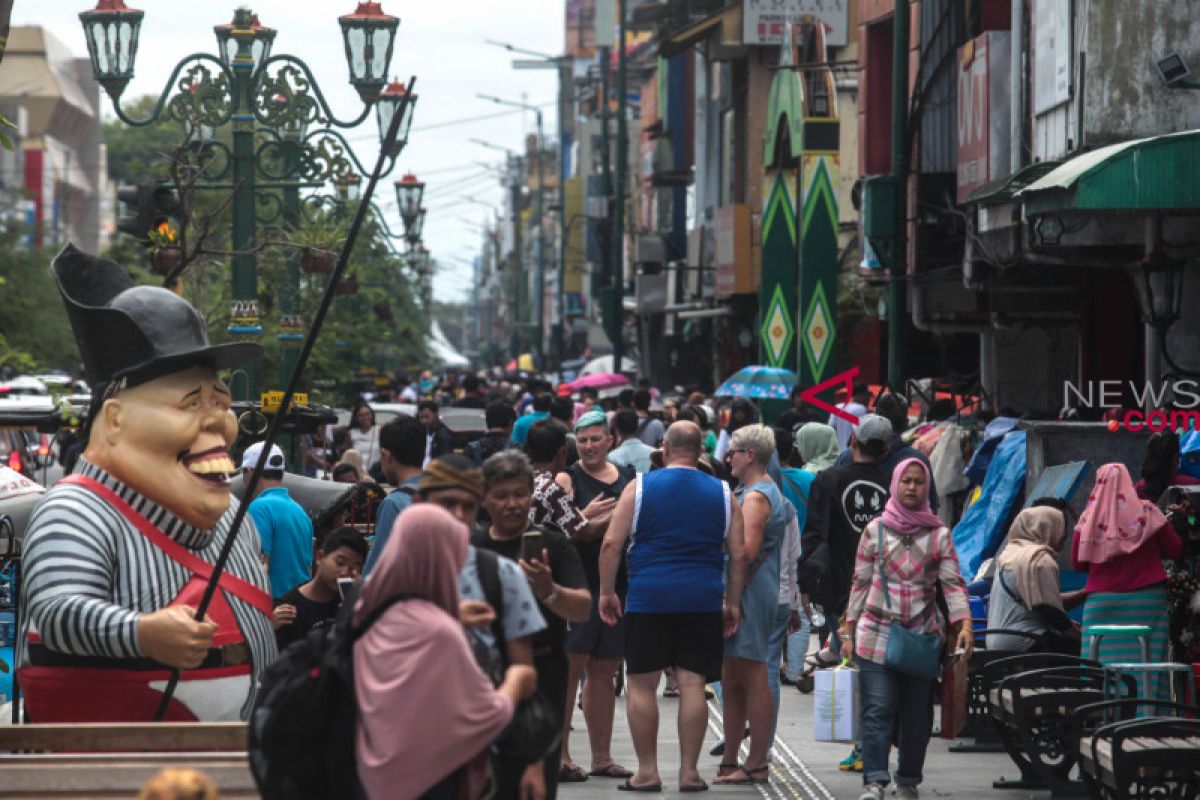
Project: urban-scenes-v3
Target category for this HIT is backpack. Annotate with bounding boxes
[468,547,507,685]
[249,586,410,800]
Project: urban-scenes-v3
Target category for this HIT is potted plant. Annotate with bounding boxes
[147,221,183,275]
[289,214,343,274]
[336,275,359,295]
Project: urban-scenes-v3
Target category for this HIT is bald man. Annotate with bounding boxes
[598,422,747,792]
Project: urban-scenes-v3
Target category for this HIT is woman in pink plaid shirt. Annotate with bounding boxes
[841,458,972,800]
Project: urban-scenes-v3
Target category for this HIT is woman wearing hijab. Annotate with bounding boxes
[987,506,1084,654]
[1072,462,1182,697]
[843,458,972,800]
[354,505,537,800]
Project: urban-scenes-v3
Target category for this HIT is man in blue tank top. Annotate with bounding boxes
[599,421,748,792]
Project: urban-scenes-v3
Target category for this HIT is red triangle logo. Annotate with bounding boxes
[800,366,861,424]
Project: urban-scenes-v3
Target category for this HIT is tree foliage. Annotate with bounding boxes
[0,225,83,373]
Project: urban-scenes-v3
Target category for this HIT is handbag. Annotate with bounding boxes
[877,523,943,680]
[496,692,562,763]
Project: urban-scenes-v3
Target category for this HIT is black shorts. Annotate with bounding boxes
[624,611,724,683]
[566,599,626,660]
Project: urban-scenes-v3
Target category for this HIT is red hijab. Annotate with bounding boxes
[1074,462,1169,565]
[354,505,513,800]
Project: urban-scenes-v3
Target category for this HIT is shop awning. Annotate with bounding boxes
[659,4,742,58]
[964,161,1061,206]
[1018,130,1200,214]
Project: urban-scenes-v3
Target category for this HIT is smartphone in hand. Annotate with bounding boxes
[337,577,355,602]
[521,530,544,562]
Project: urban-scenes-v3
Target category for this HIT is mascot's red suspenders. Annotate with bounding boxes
[19,475,272,722]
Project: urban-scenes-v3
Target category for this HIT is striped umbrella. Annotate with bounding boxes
[714,365,800,400]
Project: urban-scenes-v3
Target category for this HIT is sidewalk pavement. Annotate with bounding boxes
[559,675,1050,800]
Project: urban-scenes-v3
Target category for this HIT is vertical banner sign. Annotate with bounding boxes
[760,23,805,374]
[798,151,839,384]
[760,169,798,369]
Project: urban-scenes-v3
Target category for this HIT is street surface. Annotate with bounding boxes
[562,677,1034,800]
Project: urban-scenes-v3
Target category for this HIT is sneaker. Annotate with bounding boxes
[838,747,863,772]
[858,784,886,800]
[893,787,918,799]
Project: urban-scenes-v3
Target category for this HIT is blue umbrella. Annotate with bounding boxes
[714,365,800,400]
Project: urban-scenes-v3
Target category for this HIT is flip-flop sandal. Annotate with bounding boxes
[801,651,839,676]
[680,781,709,793]
[590,764,634,779]
[714,764,769,786]
[663,687,680,698]
[617,779,662,792]
[746,765,771,785]
[559,763,589,783]
[716,763,740,778]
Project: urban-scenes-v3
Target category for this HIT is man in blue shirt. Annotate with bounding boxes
[510,392,552,446]
[242,442,314,599]
[362,416,426,576]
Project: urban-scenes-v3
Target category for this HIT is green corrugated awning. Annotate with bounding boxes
[1018,130,1200,214]
[964,161,1062,206]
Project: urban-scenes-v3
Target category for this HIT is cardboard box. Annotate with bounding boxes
[813,665,860,742]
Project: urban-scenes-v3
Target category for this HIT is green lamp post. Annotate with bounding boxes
[78,1,408,401]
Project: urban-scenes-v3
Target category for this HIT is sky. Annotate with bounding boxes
[15,0,565,304]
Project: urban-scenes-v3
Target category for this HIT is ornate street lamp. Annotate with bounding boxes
[395,172,424,226]
[78,0,144,100]
[375,79,417,158]
[339,2,400,103]
[214,12,275,68]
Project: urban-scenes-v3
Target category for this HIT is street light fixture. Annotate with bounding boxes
[338,1,400,102]
[214,11,275,68]
[395,172,425,225]
[376,78,417,158]
[78,0,144,100]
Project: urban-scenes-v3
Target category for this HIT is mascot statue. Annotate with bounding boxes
[15,245,277,722]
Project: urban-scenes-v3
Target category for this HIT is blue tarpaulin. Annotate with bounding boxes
[953,430,1027,580]
[1180,429,1200,479]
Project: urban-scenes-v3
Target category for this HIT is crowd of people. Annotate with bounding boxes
[228,373,1200,800]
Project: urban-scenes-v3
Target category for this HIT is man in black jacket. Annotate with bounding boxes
[798,414,892,658]
[418,400,455,461]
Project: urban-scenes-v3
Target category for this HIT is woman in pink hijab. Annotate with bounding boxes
[1072,462,1181,697]
[842,458,972,800]
[354,505,537,800]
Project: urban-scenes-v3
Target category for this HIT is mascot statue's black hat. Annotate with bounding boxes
[51,243,262,392]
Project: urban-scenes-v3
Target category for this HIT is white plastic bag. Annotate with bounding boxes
[813,665,860,742]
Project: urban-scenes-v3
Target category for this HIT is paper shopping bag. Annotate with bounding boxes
[939,655,969,739]
[813,665,860,742]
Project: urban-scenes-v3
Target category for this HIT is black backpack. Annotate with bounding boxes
[249,587,410,800]
[467,547,507,686]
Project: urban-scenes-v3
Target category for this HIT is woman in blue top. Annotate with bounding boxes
[715,424,793,785]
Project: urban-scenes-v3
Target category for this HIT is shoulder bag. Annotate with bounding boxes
[877,522,943,680]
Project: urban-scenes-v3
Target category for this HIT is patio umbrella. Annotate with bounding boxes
[568,372,630,391]
[714,365,800,400]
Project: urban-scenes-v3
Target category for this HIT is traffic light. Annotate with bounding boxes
[116,182,182,243]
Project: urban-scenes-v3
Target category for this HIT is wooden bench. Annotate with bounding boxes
[0,722,255,798]
[1070,699,1200,799]
[980,653,1101,791]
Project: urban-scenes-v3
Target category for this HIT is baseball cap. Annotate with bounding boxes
[852,413,893,444]
[239,441,286,472]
